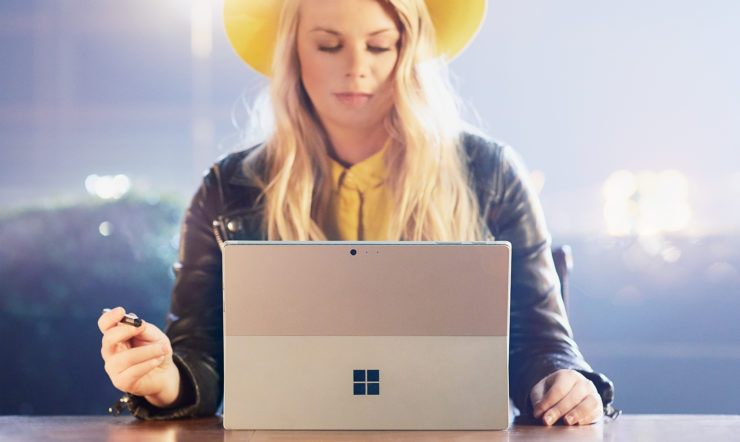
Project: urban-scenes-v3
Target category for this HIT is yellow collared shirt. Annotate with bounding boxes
[323,142,392,241]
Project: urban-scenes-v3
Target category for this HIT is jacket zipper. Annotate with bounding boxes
[212,219,225,249]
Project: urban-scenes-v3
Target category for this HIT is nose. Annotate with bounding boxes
[344,43,368,79]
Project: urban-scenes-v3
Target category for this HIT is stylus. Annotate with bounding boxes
[101,308,143,327]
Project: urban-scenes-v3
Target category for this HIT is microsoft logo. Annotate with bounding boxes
[353,369,380,395]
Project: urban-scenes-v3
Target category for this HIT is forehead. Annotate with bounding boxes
[298,0,398,34]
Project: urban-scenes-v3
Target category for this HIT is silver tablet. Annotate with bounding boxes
[222,241,511,430]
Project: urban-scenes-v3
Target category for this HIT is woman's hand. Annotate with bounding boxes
[98,307,181,408]
[530,369,603,426]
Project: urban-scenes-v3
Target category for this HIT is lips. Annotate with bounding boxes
[335,92,372,106]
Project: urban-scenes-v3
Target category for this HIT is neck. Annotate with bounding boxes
[323,123,389,167]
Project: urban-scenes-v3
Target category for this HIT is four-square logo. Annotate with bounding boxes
[353,369,380,395]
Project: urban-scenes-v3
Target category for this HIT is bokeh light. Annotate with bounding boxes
[85,174,131,200]
[529,170,546,195]
[98,221,113,237]
[603,169,691,237]
[190,0,213,58]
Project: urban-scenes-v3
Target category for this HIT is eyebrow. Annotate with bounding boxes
[309,27,396,37]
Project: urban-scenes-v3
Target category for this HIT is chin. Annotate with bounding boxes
[325,110,383,131]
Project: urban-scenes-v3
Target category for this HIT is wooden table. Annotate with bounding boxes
[1,415,739,441]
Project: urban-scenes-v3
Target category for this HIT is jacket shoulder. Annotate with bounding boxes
[462,132,507,164]
[461,131,516,204]
[202,144,267,216]
[211,144,267,185]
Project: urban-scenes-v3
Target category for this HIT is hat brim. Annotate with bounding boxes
[224,0,486,76]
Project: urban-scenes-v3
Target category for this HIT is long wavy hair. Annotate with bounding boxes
[248,0,484,241]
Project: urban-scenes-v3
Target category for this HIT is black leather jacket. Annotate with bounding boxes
[125,133,615,419]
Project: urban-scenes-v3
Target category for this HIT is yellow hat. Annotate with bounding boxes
[223,0,487,76]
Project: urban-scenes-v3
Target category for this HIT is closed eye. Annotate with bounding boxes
[319,45,342,53]
[318,45,392,54]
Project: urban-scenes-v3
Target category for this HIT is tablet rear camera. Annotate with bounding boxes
[350,249,357,256]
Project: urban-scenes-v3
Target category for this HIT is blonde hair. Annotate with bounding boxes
[253,0,484,241]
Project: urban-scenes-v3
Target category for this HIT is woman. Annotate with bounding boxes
[98,0,615,426]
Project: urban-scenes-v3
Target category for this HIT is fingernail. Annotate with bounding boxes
[565,415,574,425]
[544,412,554,425]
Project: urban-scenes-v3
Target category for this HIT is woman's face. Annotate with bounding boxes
[296,0,400,133]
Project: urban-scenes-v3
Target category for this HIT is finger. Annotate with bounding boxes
[581,408,604,425]
[542,380,590,426]
[105,343,168,377]
[532,371,577,419]
[101,319,148,350]
[98,306,126,333]
[111,355,166,393]
[563,394,603,425]
[100,320,148,359]
[529,379,547,411]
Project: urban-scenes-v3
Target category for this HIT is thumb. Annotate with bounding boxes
[529,377,547,406]
[133,320,169,346]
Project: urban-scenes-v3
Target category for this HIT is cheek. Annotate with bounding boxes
[298,49,331,99]
[298,47,321,97]
[376,49,398,78]
[374,56,398,92]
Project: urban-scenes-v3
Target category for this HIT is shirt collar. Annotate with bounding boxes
[329,139,390,193]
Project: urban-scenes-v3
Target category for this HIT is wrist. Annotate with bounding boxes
[144,362,181,408]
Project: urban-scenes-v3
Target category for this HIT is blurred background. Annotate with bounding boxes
[1,0,738,415]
